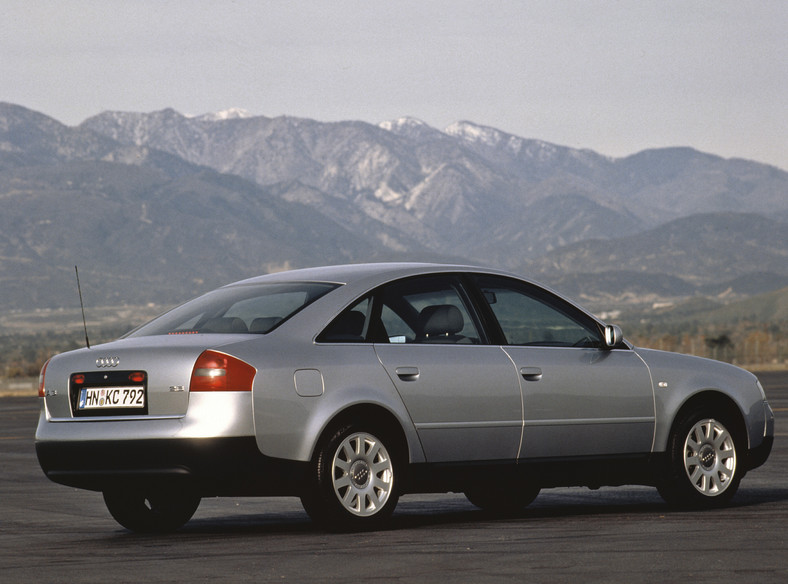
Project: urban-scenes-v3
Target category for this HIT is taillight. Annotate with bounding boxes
[129,371,146,384]
[189,350,256,392]
[38,359,50,398]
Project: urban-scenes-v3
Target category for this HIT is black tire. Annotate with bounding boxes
[103,487,201,533]
[301,423,400,531]
[657,406,743,509]
[465,482,540,514]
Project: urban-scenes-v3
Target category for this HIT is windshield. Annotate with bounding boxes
[126,282,339,337]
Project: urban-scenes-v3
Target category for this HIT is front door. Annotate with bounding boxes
[503,346,654,458]
[470,273,655,459]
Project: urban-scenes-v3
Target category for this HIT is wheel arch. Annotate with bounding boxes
[311,403,414,469]
[659,390,748,454]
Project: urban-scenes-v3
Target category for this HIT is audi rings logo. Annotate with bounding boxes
[96,356,120,368]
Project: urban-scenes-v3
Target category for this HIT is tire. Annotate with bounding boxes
[103,487,201,533]
[465,482,540,514]
[657,407,742,509]
[301,423,400,530]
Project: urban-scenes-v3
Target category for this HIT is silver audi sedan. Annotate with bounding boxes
[35,263,774,532]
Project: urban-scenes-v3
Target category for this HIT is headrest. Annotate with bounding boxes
[419,305,464,336]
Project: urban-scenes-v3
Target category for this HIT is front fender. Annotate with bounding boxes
[635,348,768,453]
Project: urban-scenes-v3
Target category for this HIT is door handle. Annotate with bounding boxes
[395,367,420,381]
[520,367,542,382]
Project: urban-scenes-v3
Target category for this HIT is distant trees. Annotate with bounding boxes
[625,321,786,368]
[705,334,733,362]
[0,326,124,379]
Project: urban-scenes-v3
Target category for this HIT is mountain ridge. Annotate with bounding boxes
[2,102,787,316]
[81,106,788,263]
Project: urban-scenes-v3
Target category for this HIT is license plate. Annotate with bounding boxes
[78,387,146,410]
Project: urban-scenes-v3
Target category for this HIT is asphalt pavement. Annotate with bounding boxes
[1,371,786,583]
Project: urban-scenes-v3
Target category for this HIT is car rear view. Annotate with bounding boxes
[35,280,337,532]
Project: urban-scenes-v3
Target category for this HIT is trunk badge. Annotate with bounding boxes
[96,357,120,368]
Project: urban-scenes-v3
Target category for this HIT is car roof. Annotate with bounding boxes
[226,262,517,288]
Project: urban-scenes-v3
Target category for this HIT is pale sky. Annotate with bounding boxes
[2,1,786,170]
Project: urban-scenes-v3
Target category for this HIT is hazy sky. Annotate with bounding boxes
[2,1,786,170]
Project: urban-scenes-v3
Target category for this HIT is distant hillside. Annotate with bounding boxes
[2,102,788,316]
[527,212,788,308]
[0,161,399,309]
[682,287,788,324]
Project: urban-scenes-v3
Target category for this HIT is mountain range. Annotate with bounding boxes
[1,102,787,318]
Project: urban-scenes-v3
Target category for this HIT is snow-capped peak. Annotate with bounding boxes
[445,121,561,159]
[191,108,253,122]
[444,121,505,147]
[378,116,443,140]
[379,116,429,132]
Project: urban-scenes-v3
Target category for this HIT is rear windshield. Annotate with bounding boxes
[126,282,339,337]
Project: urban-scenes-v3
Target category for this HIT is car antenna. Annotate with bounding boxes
[75,265,91,349]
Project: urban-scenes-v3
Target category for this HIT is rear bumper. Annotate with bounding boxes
[35,437,308,496]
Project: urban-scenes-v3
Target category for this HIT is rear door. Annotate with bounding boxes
[371,275,523,462]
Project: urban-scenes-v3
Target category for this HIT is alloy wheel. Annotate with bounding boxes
[682,418,737,496]
[330,431,394,517]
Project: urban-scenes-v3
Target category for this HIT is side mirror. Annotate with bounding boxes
[603,325,623,349]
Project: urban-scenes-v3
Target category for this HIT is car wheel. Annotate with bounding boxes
[465,482,540,514]
[658,407,742,508]
[103,487,201,533]
[301,424,400,530]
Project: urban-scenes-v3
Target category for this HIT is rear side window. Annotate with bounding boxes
[126,282,338,337]
[378,276,481,344]
[318,274,482,344]
[317,296,372,343]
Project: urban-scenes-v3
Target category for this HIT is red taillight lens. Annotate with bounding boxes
[38,359,50,398]
[189,350,256,392]
[129,371,146,384]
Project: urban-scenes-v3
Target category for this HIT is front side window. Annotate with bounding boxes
[472,275,601,347]
[127,282,338,337]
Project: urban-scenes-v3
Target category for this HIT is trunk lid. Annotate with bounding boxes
[42,334,248,419]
